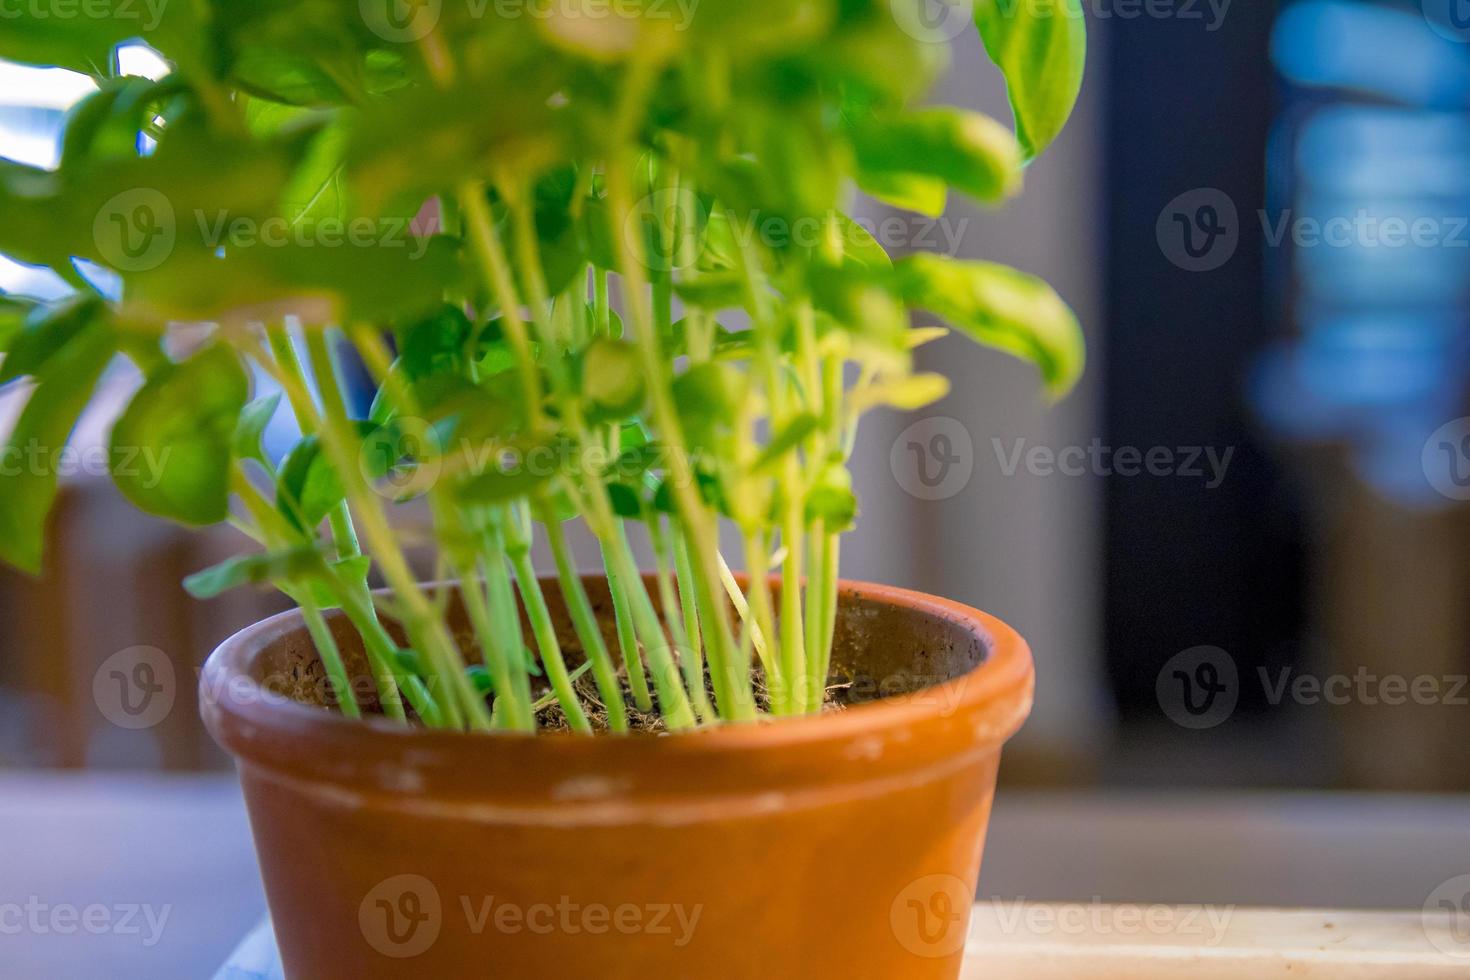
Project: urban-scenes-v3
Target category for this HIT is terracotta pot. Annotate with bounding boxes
[201,577,1034,979]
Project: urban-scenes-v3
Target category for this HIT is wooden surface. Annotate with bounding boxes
[3,775,1470,978]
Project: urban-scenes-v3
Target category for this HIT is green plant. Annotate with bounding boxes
[0,0,1085,731]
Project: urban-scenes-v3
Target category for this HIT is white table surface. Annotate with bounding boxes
[3,774,1470,979]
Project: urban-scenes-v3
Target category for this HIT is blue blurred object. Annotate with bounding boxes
[1257,0,1470,508]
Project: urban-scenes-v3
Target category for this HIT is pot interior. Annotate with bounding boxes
[247,578,991,720]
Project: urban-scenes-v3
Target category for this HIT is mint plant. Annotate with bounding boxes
[0,0,1085,732]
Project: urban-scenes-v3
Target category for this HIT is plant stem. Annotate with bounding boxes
[539,505,630,733]
[650,515,713,722]
[476,514,538,728]
[601,540,653,713]
[502,502,592,733]
[273,326,487,730]
[606,150,754,723]
[456,551,535,732]
[459,182,544,427]
[252,330,410,721]
[299,597,361,719]
[671,528,708,699]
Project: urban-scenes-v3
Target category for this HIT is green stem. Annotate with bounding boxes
[606,151,753,723]
[602,539,653,712]
[507,547,592,733]
[477,515,537,727]
[299,599,361,719]
[457,554,535,732]
[259,328,410,722]
[540,506,630,733]
[650,515,713,722]
[740,530,783,711]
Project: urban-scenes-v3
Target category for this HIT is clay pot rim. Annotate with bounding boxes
[201,577,1033,796]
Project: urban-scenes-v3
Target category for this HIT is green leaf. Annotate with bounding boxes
[1,297,106,386]
[857,373,952,412]
[976,0,1088,161]
[806,463,857,532]
[0,18,130,73]
[832,213,892,272]
[581,338,645,420]
[276,434,342,532]
[455,456,554,504]
[397,305,475,382]
[676,362,746,431]
[605,481,645,519]
[278,554,373,610]
[673,274,748,312]
[891,254,1084,398]
[123,235,464,328]
[0,326,114,574]
[110,344,250,526]
[752,413,820,473]
[855,171,947,218]
[183,546,324,599]
[850,108,1023,203]
[808,264,909,354]
[232,393,282,466]
[0,295,32,353]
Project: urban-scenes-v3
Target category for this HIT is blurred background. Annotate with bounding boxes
[5,0,1470,926]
